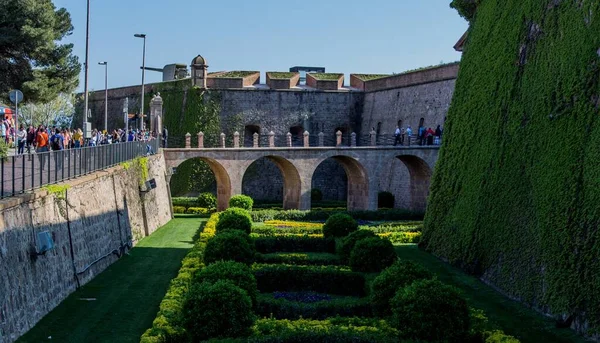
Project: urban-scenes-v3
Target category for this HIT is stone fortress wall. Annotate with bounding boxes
[84,61,458,207]
[0,154,172,343]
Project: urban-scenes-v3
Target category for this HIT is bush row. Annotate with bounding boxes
[250,208,424,223]
[255,294,372,320]
[253,264,366,296]
[379,231,422,244]
[173,206,216,216]
[255,253,341,266]
[254,236,335,254]
[172,193,217,209]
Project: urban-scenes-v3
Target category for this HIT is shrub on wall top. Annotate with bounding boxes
[183,280,255,341]
[229,194,254,211]
[349,237,397,273]
[322,213,358,238]
[216,207,253,234]
[371,260,433,317]
[204,230,256,265]
[390,279,470,342]
[197,192,217,208]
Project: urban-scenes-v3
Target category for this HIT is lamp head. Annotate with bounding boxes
[134,34,146,38]
[98,61,107,65]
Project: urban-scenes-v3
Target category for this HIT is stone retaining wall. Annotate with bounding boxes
[0,154,172,343]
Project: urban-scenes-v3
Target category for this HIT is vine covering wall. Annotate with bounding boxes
[422,0,600,335]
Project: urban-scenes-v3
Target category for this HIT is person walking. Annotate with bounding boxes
[406,126,413,146]
[162,126,168,148]
[26,125,35,154]
[36,125,49,169]
[50,128,64,170]
[16,125,26,154]
[393,125,401,146]
[435,125,442,145]
[418,125,426,146]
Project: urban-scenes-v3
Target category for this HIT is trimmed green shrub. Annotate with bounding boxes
[323,213,358,238]
[253,264,366,296]
[250,209,424,223]
[229,194,254,211]
[371,260,433,317]
[252,225,322,236]
[216,207,252,234]
[204,230,255,265]
[195,261,258,306]
[171,197,200,209]
[255,293,372,320]
[256,253,341,266]
[254,236,335,254]
[310,188,323,201]
[185,207,213,216]
[377,191,395,209]
[483,330,520,343]
[349,237,396,272]
[183,280,255,341]
[197,192,217,208]
[172,206,186,214]
[338,229,377,263]
[390,279,470,342]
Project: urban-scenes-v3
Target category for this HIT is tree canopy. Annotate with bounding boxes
[0,0,81,103]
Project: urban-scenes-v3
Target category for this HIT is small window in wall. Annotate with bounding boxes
[290,125,303,146]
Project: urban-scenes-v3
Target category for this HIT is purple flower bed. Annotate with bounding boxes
[273,292,332,303]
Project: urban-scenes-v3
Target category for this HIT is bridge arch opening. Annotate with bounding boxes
[311,156,369,211]
[242,156,301,210]
[170,157,231,211]
[378,154,432,213]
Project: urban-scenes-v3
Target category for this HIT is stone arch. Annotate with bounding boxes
[171,157,232,211]
[312,155,369,211]
[395,154,432,212]
[242,155,302,210]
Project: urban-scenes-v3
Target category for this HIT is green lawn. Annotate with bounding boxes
[18,217,205,343]
[395,244,589,343]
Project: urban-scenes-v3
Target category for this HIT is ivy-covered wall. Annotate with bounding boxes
[423,0,600,335]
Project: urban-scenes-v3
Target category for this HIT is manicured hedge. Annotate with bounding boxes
[140,217,215,342]
[254,236,335,254]
[172,197,200,209]
[256,253,341,266]
[253,264,366,296]
[229,194,254,211]
[250,208,424,223]
[216,207,252,234]
[204,230,255,265]
[323,213,358,238]
[255,293,372,320]
[338,230,377,263]
[349,237,397,273]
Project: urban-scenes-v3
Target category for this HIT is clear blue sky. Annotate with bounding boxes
[52,0,468,91]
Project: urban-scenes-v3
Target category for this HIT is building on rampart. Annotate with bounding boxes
[81,57,459,208]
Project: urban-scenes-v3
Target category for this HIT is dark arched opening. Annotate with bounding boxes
[242,156,301,210]
[244,125,260,147]
[396,155,432,212]
[290,125,303,147]
[311,156,369,211]
[170,157,231,211]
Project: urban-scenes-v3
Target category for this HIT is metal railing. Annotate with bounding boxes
[0,139,159,199]
[170,132,443,149]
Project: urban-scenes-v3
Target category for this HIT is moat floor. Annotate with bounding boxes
[17,216,205,343]
[396,245,588,343]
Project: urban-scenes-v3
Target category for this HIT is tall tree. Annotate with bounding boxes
[0,0,81,103]
[19,93,76,128]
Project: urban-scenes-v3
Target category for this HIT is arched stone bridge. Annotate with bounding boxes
[163,146,439,211]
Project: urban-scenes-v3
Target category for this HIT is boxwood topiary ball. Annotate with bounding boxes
[349,237,397,272]
[323,213,358,238]
[216,207,252,234]
[204,230,255,265]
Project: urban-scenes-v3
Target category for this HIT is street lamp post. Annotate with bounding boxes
[134,33,147,131]
[83,0,90,134]
[98,62,108,131]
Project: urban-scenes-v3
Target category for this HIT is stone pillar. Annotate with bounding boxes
[197,132,204,148]
[336,130,342,147]
[253,133,259,148]
[303,131,310,147]
[185,133,191,149]
[220,133,226,148]
[351,132,357,147]
[318,132,324,147]
[268,131,275,148]
[233,131,240,148]
[149,93,163,136]
[370,129,376,146]
[286,132,292,147]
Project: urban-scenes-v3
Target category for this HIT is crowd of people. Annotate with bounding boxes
[393,124,443,146]
[5,120,168,156]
